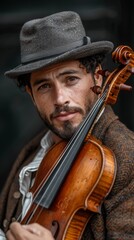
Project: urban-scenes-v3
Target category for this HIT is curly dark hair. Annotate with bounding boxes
[16,73,31,90]
[16,53,104,89]
[79,54,104,73]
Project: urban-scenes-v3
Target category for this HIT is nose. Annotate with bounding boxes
[54,84,69,106]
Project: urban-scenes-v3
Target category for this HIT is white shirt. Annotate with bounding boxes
[0,130,54,239]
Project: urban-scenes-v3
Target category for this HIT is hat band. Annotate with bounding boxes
[21,36,91,64]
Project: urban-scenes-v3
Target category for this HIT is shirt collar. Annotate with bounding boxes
[40,130,54,150]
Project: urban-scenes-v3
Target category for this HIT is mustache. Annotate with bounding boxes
[50,105,84,119]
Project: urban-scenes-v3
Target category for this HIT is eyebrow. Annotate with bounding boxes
[58,70,80,77]
[32,78,49,87]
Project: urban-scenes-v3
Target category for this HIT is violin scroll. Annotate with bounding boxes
[98,45,134,105]
[112,45,134,67]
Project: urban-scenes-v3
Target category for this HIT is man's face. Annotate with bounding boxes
[28,60,101,140]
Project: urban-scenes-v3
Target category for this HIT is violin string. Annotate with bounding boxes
[34,90,108,204]
[18,89,107,223]
[45,88,108,166]
[24,89,107,223]
[34,88,107,194]
[18,88,108,223]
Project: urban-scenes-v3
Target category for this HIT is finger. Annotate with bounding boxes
[6,222,22,240]
[22,224,41,236]
[6,229,16,240]
[22,223,54,239]
[7,222,36,240]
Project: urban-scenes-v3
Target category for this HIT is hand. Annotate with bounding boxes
[6,222,54,240]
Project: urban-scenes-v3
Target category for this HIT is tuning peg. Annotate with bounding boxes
[97,70,111,77]
[90,86,102,95]
[119,83,132,91]
[127,65,134,73]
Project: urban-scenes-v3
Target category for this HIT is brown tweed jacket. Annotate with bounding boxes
[0,106,134,239]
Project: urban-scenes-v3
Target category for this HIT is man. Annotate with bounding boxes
[0,11,134,240]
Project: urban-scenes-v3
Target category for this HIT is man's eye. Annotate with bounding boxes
[38,83,50,91]
[67,76,79,84]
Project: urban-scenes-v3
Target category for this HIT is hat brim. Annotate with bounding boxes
[5,41,114,79]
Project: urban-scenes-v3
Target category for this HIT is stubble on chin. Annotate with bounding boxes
[38,95,97,140]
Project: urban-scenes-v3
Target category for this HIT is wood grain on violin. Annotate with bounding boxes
[21,137,116,240]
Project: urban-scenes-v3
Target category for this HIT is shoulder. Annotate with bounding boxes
[94,106,134,192]
[101,107,134,161]
[93,105,134,150]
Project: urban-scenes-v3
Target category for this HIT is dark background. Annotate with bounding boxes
[0,0,134,192]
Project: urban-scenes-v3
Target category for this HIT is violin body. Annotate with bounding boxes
[21,136,116,239]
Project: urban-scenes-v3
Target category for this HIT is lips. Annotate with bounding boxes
[50,105,84,123]
[53,111,77,121]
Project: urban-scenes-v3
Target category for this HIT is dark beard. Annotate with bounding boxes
[44,118,80,140]
[37,97,97,140]
[39,105,83,140]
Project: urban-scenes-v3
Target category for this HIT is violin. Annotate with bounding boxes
[20,45,134,239]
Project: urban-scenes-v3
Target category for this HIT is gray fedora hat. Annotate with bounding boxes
[5,11,114,79]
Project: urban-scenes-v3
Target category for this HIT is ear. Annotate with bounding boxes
[94,64,103,87]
